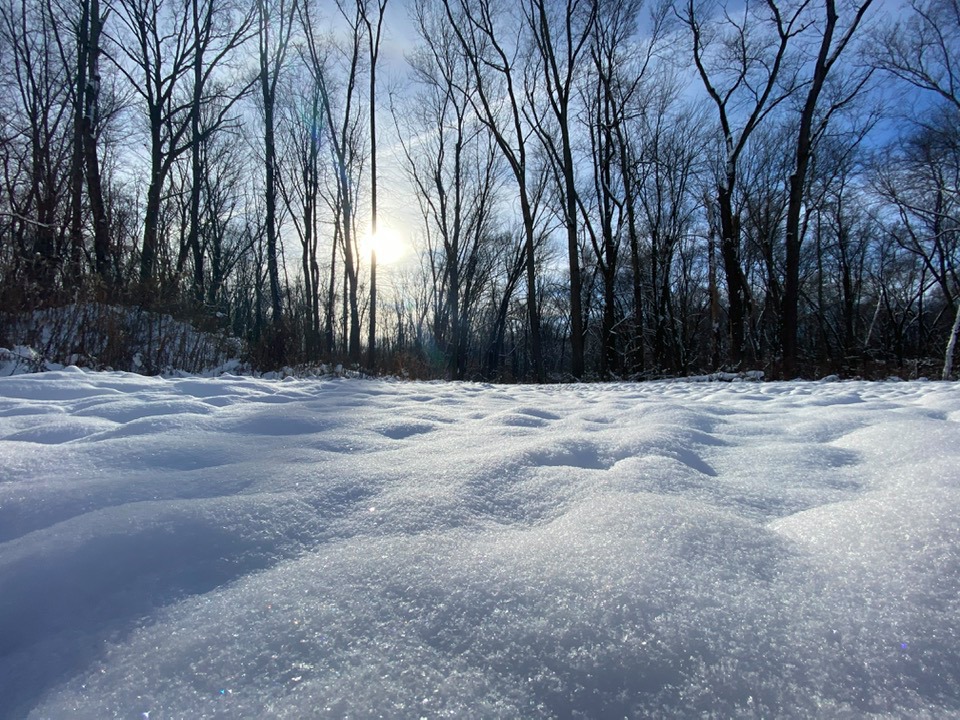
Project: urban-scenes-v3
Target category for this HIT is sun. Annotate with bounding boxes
[360,225,408,266]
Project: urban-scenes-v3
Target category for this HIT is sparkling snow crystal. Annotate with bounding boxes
[1,374,959,718]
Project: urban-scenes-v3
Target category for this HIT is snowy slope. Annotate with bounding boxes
[1,372,959,718]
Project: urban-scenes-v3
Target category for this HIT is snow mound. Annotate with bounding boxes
[1,376,959,718]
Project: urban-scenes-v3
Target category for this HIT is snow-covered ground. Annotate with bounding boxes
[1,372,959,718]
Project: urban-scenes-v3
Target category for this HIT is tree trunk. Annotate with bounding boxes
[708,220,721,369]
[781,0,873,376]
[561,117,585,379]
[84,0,109,289]
[717,184,749,366]
[325,225,337,354]
[69,0,90,289]
[341,183,361,363]
[262,37,284,362]
[520,195,544,382]
[943,296,960,380]
[140,125,164,286]
[366,36,378,370]
[187,0,205,307]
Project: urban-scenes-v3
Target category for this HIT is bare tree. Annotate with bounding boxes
[635,98,708,372]
[108,0,253,288]
[277,65,324,358]
[43,0,119,295]
[359,0,387,369]
[780,0,874,376]
[608,0,668,375]
[399,0,505,378]
[870,0,960,377]
[81,0,111,287]
[807,155,873,368]
[441,0,545,381]
[579,2,628,377]
[678,0,806,366]
[577,0,667,376]
[200,129,256,314]
[303,0,367,363]
[182,0,255,307]
[1,0,72,292]
[256,0,297,361]
[872,114,960,362]
[522,0,596,379]
[872,0,960,111]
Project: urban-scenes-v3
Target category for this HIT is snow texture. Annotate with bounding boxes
[1,372,959,718]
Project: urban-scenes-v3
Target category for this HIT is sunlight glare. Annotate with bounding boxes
[361,226,408,266]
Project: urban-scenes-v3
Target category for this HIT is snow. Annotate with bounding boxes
[1,305,244,376]
[1,373,959,718]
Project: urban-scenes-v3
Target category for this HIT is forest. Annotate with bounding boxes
[2,0,960,381]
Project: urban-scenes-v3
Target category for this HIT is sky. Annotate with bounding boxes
[1,368,959,717]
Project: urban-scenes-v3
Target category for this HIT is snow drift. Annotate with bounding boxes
[1,372,959,718]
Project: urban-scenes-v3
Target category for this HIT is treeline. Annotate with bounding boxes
[2,0,960,380]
